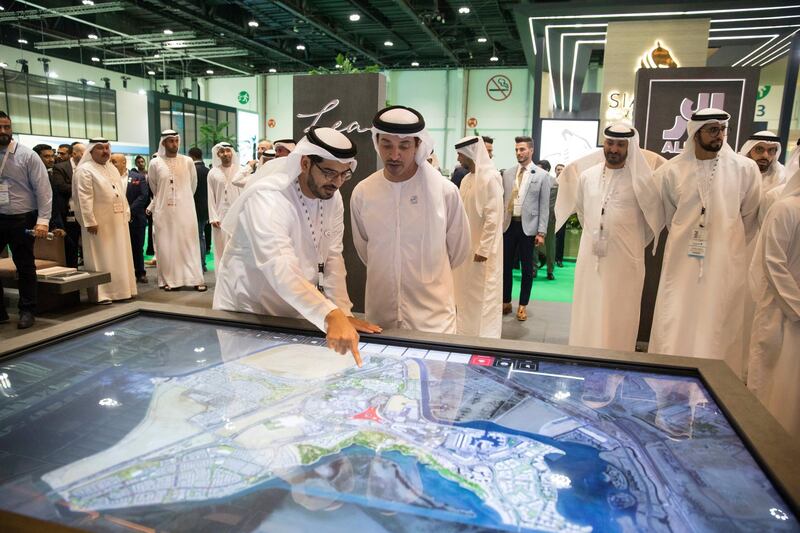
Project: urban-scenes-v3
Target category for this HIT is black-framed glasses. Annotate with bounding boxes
[312,161,353,182]
[701,125,727,137]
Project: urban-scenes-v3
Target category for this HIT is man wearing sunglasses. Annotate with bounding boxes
[650,108,761,380]
[213,127,381,367]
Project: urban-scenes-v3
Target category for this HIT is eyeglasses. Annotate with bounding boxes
[312,161,353,182]
[701,125,727,137]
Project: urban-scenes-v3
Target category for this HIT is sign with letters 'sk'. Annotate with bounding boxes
[633,67,759,159]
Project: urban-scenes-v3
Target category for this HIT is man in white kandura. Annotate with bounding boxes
[560,124,663,351]
[649,109,761,375]
[207,142,241,271]
[214,127,381,366]
[452,136,504,338]
[748,168,800,438]
[147,130,206,291]
[350,105,471,333]
[740,131,785,197]
[73,139,136,303]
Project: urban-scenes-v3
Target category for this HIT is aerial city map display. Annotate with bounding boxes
[0,316,796,532]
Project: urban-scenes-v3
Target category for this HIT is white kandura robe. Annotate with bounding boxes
[213,183,352,332]
[453,172,504,338]
[649,154,761,373]
[207,166,241,271]
[74,161,137,302]
[148,155,204,288]
[748,196,800,438]
[570,165,649,351]
[351,165,471,333]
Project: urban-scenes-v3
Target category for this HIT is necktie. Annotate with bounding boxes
[508,165,524,214]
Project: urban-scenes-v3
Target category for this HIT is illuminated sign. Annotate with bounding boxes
[606,90,635,121]
[295,99,372,134]
[640,41,679,70]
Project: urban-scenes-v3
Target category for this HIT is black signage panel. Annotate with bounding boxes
[293,73,386,311]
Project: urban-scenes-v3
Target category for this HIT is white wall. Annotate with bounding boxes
[206,75,258,113]
[264,73,295,142]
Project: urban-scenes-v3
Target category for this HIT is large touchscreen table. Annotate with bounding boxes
[0,315,796,532]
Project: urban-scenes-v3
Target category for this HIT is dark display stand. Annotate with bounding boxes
[293,73,386,312]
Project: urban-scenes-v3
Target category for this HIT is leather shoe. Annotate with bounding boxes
[502,303,512,315]
[556,261,564,268]
[136,275,149,284]
[0,308,9,324]
[547,272,555,280]
[17,311,35,329]
[516,306,527,322]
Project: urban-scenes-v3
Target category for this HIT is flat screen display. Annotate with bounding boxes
[0,316,795,532]
[539,119,600,167]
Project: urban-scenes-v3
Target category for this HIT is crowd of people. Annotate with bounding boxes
[0,105,797,437]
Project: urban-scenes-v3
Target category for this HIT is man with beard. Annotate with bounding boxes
[56,144,71,164]
[566,123,663,351]
[214,128,380,366]
[739,131,785,198]
[649,109,761,377]
[0,111,52,329]
[207,142,241,271]
[52,141,85,267]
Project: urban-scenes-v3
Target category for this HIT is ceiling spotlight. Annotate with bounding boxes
[48,71,58,78]
[268,67,277,73]
[0,62,7,68]
[18,38,28,45]
[82,0,95,4]
[147,69,156,75]
[296,44,306,50]
[349,13,360,22]
[87,80,96,85]
[458,7,470,14]
[477,37,487,43]
[163,29,173,35]
[91,56,100,62]
[206,69,214,74]
[88,33,98,40]
[153,54,160,59]
[384,40,394,47]
[248,20,259,28]
[138,89,146,95]
[490,55,499,62]
[411,61,419,67]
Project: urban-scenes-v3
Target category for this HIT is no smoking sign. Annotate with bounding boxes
[486,75,512,101]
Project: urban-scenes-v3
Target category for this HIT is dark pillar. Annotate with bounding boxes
[531,37,545,156]
[778,34,800,163]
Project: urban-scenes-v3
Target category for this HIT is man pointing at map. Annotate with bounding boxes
[213,127,381,365]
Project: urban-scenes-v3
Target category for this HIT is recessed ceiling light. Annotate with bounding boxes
[88,33,98,40]
[147,70,156,75]
[490,55,499,62]
[268,67,277,73]
[296,44,306,50]
[411,61,419,67]
[477,37,488,43]
[248,20,259,28]
[458,7,470,14]
[384,40,394,47]
[153,54,160,58]
[48,71,58,78]
[18,38,28,44]
[163,29,173,35]
[206,69,214,74]
[82,0,94,5]
[91,56,100,62]
[349,13,361,22]
[86,80,96,85]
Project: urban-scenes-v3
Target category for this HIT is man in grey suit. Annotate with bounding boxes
[501,136,551,321]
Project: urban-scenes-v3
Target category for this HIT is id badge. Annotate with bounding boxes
[688,227,707,258]
[167,187,177,207]
[113,201,124,214]
[0,182,9,206]
[592,227,609,257]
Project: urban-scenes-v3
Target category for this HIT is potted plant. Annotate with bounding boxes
[564,214,582,260]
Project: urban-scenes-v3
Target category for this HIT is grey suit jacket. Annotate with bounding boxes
[502,163,551,236]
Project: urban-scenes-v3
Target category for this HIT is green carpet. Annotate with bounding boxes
[511,260,575,303]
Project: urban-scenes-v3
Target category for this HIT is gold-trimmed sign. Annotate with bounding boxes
[640,41,679,70]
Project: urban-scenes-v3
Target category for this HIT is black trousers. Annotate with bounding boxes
[145,214,155,255]
[545,215,556,275]
[64,220,81,268]
[130,218,146,278]
[0,212,37,313]
[503,219,535,306]
[555,225,566,263]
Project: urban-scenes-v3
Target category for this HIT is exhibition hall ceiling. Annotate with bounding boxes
[0,0,527,78]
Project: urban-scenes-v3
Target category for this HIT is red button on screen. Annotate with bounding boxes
[470,355,495,366]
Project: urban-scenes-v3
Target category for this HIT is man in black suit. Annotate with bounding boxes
[188,147,210,272]
[50,141,85,267]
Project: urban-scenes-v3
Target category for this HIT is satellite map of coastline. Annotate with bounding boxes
[0,316,796,532]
